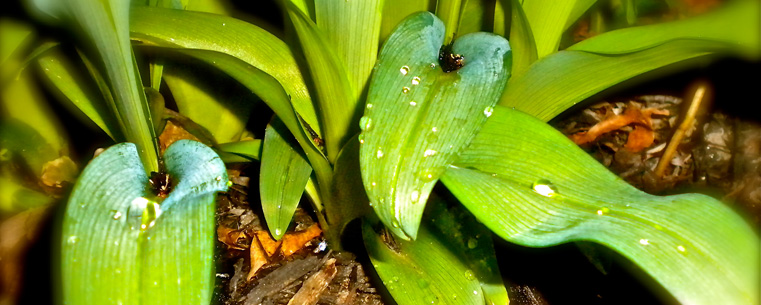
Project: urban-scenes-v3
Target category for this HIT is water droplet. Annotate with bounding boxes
[483,106,494,117]
[376,149,384,158]
[369,202,374,207]
[639,239,650,246]
[140,200,162,231]
[410,190,420,203]
[78,202,86,208]
[411,77,421,85]
[531,180,557,197]
[222,23,226,26]
[391,218,400,228]
[473,290,479,295]
[371,182,377,187]
[676,245,687,253]
[423,149,437,157]
[275,228,282,236]
[402,87,410,94]
[114,268,122,274]
[277,204,282,209]
[359,116,372,131]
[111,210,122,220]
[67,236,79,245]
[215,176,223,181]
[409,101,417,106]
[114,240,120,246]
[467,238,477,249]
[227,181,233,187]
[153,281,158,286]
[421,172,435,182]
[400,66,410,75]
[392,276,399,282]
[464,269,475,280]
[429,63,436,69]
[358,135,365,144]
[596,210,604,216]
[366,103,373,109]
[431,127,438,133]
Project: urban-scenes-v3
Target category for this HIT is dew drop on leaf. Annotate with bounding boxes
[376,149,384,159]
[483,106,494,117]
[467,238,477,249]
[423,149,437,157]
[400,65,410,76]
[410,190,420,203]
[111,210,122,220]
[464,269,475,280]
[409,101,417,106]
[411,77,421,85]
[531,180,558,197]
[67,235,79,245]
[359,116,372,131]
[402,87,410,94]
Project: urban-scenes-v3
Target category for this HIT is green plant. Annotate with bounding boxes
[1,0,759,304]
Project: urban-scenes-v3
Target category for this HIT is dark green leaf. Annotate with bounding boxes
[441,106,760,305]
[360,12,511,239]
[260,117,312,240]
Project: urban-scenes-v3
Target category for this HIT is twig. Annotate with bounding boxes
[654,81,709,177]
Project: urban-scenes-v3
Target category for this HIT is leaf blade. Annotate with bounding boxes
[441,106,760,305]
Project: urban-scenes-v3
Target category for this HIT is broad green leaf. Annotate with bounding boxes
[0,119,57,178]
[499,40,742,121]
[30,0,159,173]
[315,0,382,101]
[360,12,511,239]
[569,0,759,55]
[260,117,313,240]
[162,64,252,143]
[62,140,228,305]
[327,136,371,241]
[441,106,760,305]
[36,48,119,139]
[362,198,507,305]
[521,0,596,58]
[380,0,429,44]
[504,0,537,78]
[130,6,320,140]
[285,1,356,161]
[0,176,55,212]
[217,139,262,161]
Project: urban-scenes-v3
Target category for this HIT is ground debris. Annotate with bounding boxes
[215,171,384,305]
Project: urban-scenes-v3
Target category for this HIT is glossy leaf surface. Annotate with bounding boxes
[260,118,312,240]
[441,106,759,305]
[362,199,507,305]
[360,12,511,239]
[61,140,228,305]
[521,0,596,58]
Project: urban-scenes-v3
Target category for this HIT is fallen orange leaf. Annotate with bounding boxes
[217,226,247,250]
[570,103,668,146]
[625,125,655,153]
[254,230,282,257]
[248,236,269,281]
[280,224,322,257]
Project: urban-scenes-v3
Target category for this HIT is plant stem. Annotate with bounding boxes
[654,81,708,177]
[436,0,464,45]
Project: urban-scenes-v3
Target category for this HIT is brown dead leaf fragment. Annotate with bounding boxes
[570,103,668,152]
[281,224,322,257]
[248,237,269,281]
[217,226,248,250]
[254,230,282,257]
[625,125,656,152]
[158,120,200,154]
[287,258,338,305]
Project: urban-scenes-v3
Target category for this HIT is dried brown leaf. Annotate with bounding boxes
[281,224,322,257]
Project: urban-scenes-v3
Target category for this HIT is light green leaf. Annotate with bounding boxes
[458,0,492,36]
[504,0,537,78]
[162,63,252,144]
[435,0,464,44]
[380,0,430,44]
[499,39,749,121]
[569,0,759,55]
[0,176,55,212]
[217,139,262,161]
[285,1,356,161]
[0,119,57,179]
[35,48,119,139]
[260,117,313,240]
[61,140,228,305]
[521,0,596,58]
[362,197,507,305]
[130,6,320,140]
[315,0,382,101]
[360,12,511,239]
[440,106,760,305]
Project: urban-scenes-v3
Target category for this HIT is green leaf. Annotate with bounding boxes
[35,48,120,139]
[521,0,597,58]
[457,0,493,36]
[315,0,382,101]
[285,1,356,161]
[327,135,371,241]
[217,139,262,161]
[504,0,537,78]
[0,176,55,212]
[360,12,511,239]
[435,0,464,45]
[61,140,228,305]
[499,39,748,121]
[440,106,760,305]
[162,63,252,143]
[568,0,760,55]
[361,197,507,305]
[31,0,159,173]
[0,119,57,178]
[260,117,313,240]
[130,6,320,140]
[380,0,429,44]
